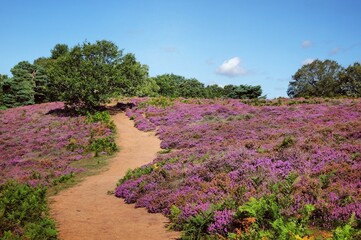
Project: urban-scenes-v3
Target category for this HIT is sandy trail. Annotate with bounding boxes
[50,113,179,240]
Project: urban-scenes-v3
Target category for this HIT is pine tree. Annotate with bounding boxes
[0,74,8,109]
[2,61,35,108]
[33,65,48,103]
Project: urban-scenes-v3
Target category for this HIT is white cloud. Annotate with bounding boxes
[302,58,314,65]
[301,40,312,48]
[216,57,248,77]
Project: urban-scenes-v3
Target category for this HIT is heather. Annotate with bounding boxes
[0,102,116,186]
[0,102,116,239]
[116,98,361,239]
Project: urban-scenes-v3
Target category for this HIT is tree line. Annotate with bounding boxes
[0,40,262,112]
[288,59,361,98]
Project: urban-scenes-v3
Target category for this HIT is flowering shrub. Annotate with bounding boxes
[0,102,117,238]
[0,102,116,186]
[116,98,361,238]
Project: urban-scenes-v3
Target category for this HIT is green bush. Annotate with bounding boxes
[137,96,174,109]
[0,181,57,239]
[86,111,115,131]
[332,214,361,240]
[89,137,118,157]
[235,193,314,239]
[117,165,154,185]
[182,206,217,240]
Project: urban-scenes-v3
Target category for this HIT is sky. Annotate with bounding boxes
[1,0,361,99]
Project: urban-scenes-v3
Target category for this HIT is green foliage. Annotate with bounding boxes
[150,74,262,99]
[86,111,115,131]
[52,173,75,186]
[170,205,181,222]
[0,74,8,108]
[32,66,49,104]
[117,53,152,97]
[223,84,262,99]
[117,165,154,185]
[288,59,345,98]
[0,181,57,239]
[158,148,171,154]
[177,78,205,98]
[236,195,314,240]
[137,96,174,109]
[182,207,216,240]
[340,62,361,97]
[137,77,160,97]
[332,214,360,240]
[204,84,225,98]
[276,135,296,150]
[1,62,35,108]
[50,43,69,59]
[47,40,123,112]
[151,74,184,97]
[89,137,117,157]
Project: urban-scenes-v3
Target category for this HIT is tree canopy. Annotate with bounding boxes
[1,61,35,108]
[151,74,262,99]
[46,40,124,111]
[340,62,361,97]
[0,40,264,111]
[287,59,361,98]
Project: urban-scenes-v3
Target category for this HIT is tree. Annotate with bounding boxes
[34,57,61,101]
[288,59,344,98]
[204,84,224,98]
[151,74,207,98]
[117,53,151,97]
[48,40,123,112]
[223,84,262,99]
[151,74,183,97]
[0,74,8,108]
[1,61,35,108]
[340,62,361,97]
[177,78,205,98]
[51,44,69,59]
[136,78,160,97]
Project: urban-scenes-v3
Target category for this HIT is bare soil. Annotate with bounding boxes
[50,113,180,240]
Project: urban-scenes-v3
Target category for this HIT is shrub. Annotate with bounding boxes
[86,111,115,131]
[0,181,57,239]
[89,137,117,157]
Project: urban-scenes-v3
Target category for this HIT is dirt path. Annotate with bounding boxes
[50,113,179,240]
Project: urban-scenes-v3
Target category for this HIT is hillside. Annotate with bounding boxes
[116,98,361,239]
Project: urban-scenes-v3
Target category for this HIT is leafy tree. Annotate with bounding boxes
[48,40,123,112]
[288,59,344,98]
[34,57,61,101]
[151,74,207,98]
[340,62,361,97]
[177,78,205,98]
[224,84,262,99]
[51,43,69,59]
[237,84,262,99]
[117,53,151,97]
[136,78,160,97]
[204,84,224,98]
[151,74,182,97]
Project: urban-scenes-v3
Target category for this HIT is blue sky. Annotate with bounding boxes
[1,0,360,98]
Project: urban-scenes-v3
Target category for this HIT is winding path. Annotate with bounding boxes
[50,113,179,240]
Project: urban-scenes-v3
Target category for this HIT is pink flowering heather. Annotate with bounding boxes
[116,98,361,237]
[0,102,114,186]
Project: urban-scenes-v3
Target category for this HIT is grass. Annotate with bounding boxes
[47,153,116,196]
